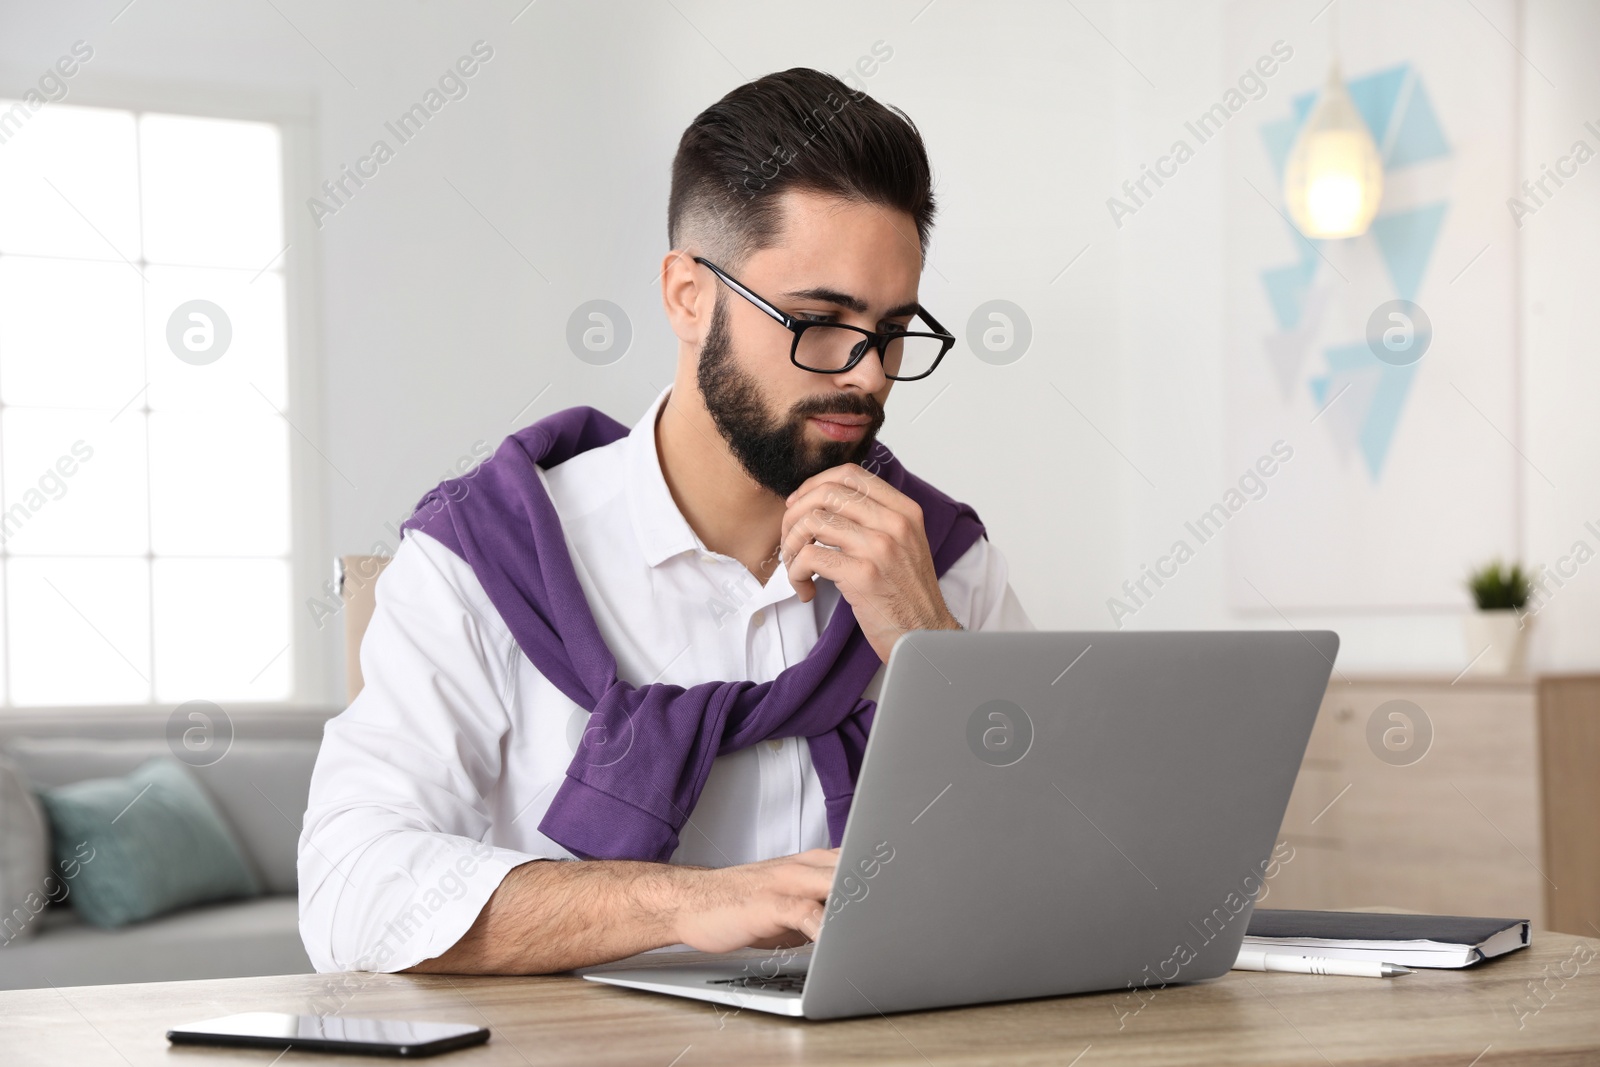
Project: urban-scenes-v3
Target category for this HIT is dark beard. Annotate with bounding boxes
[696,294,885,497]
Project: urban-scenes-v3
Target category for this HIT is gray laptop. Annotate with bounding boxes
[582,629,1338,1020]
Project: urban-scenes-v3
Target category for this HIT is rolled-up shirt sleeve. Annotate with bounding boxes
[297,532,552,974]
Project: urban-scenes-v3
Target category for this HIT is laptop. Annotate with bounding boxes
[581,629,1339,1020]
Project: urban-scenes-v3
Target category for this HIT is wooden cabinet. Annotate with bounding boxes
[1268,674,1600,934]
[1538,676,1600,936]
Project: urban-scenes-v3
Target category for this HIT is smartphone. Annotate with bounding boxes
[167,1012,489,1058]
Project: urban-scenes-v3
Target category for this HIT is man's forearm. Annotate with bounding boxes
[407,858,693,975]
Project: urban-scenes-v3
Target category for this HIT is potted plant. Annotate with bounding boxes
[1463,560,1532,674]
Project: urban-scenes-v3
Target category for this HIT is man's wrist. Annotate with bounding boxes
[660,863,708,946]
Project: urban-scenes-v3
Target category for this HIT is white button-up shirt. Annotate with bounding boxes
[298,385,1033,973]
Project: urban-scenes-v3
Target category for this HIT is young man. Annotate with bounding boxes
[298,67,1032,977]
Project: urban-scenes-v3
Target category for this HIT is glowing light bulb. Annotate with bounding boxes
[1284,63,1384,238]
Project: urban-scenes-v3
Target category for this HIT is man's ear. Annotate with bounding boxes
[660,249,709,346]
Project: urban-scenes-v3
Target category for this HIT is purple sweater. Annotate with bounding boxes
[402,404,984,862]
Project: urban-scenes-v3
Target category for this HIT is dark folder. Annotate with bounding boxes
[1243,909,1531,968]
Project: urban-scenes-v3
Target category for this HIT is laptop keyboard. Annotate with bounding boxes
[707,973,806,995]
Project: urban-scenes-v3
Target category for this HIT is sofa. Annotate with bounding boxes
[0,708,333,991]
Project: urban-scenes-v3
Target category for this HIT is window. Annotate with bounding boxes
[0,101,294,706]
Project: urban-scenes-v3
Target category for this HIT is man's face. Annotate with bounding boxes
[696,190,925,498]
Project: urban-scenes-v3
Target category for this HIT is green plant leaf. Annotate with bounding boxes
[1466,559,1532,611]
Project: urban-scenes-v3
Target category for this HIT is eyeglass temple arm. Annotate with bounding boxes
[694,255,952,343]
[692,257,794,329]
[915,304,955,343]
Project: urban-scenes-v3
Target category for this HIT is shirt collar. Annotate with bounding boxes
[627,383,705,568]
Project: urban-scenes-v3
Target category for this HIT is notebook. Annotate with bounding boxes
[1243,910,1531,968]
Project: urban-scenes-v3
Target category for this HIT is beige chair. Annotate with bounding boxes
[337,555,391,704]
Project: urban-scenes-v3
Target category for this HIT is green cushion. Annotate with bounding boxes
[37,757,262,928]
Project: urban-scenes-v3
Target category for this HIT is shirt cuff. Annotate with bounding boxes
[347,840,546,973]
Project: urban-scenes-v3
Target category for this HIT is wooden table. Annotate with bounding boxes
[6,930,1599,1066]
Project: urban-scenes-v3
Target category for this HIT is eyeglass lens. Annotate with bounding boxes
[793,325,944,379]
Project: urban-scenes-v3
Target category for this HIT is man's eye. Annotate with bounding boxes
[796,312,837,323]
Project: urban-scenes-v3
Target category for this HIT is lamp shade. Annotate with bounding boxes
[1284,63,1384,238]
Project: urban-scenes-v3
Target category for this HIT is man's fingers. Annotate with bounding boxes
[749,929,814,951]
[795,465,919,524]
[784,463,862,507]
[785,462,893,511]
[779,461,911,543]
[789,847,842,869]
[780,507,871,568]
[775,862,839,902]
[780,484,881,554]
[775,897,826,941]
[785,542,861,599]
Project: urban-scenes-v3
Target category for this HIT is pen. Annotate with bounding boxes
[1233,949,1414,978]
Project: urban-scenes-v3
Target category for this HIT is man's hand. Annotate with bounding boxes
[673,847,840,954]
[780,463,960,662]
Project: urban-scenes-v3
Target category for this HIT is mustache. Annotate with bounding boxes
[789,394,884,422]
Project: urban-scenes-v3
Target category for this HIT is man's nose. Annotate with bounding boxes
[832,336,889,392]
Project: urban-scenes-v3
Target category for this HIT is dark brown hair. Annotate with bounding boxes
[668,67,936,266]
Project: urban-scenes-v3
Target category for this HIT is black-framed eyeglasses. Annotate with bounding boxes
[693,256,955,382]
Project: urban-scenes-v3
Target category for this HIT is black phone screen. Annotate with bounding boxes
[167,1012,489,1058]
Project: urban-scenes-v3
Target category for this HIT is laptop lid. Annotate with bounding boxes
[801,629,1337,1019]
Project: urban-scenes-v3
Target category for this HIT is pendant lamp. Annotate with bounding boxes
[1283,7,1383,238]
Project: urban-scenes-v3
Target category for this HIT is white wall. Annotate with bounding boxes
[1,0,1593,702]
[1101,0,1483,669]
[1103,0,1599,674]
[1519,0,1600,669]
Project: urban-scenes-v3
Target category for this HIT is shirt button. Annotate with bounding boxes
[699,553,716,564]
[752,610,766,627]
[767,739,782,752]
